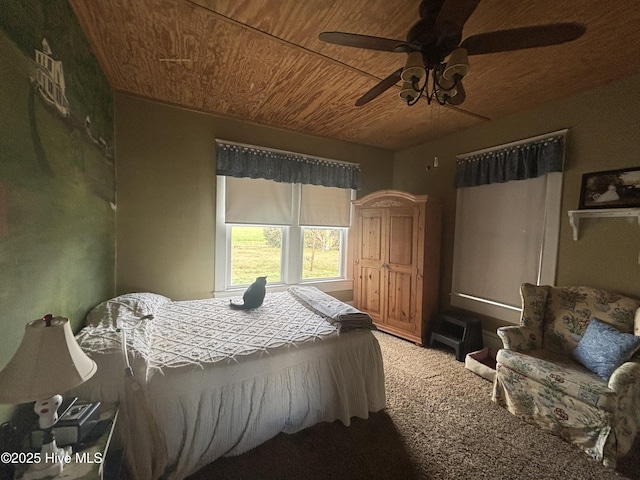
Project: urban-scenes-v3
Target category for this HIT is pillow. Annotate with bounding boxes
[572,318,640,381]
[86,292,172,327]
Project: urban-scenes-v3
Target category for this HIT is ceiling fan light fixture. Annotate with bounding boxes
[436,87,457,103]
[435,72,457,103]
[399,81,421,103]
[446,78,466,105]
[401,51,426,82]
[443,47,470,80]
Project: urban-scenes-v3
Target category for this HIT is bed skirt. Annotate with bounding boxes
[71,329,385,479]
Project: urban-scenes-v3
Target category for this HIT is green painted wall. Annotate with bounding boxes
[0,1,115,424]
[393,73,640,332]
[115,93,394,300]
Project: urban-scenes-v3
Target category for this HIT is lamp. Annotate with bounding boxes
[0,314,97,479]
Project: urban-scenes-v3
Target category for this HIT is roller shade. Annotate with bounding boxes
[225,177,293,225]
[452,175,547,309]
[299,184,351,227]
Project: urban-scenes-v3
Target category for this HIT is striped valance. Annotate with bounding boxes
[216,140,361,190]
[455,130,566,188]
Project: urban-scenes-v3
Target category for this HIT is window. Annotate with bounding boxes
[450,131,566,323]
[214,140,360,295]
[215,176,353,293]
[451,174,562,322]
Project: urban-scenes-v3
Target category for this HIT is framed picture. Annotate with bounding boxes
[579,166,640,209]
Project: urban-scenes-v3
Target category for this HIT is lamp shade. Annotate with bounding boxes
[443,47,470,80]
[401,51,426,82]
[399,81,420,102]
[446,79,466,105]
[435,72,457,103]
[0,316,97,404]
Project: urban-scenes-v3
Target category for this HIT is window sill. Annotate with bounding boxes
[214,278,353,298]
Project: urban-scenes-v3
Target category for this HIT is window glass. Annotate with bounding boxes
[301,228,343,280]
[230,226,282,285]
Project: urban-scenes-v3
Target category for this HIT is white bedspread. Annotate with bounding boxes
[72,289,386,480]
[78,289,337,372]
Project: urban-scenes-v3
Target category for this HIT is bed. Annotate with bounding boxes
[70,286,386,480]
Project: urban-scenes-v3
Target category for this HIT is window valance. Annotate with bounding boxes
[455,130,566,188]
[216,140,361,190]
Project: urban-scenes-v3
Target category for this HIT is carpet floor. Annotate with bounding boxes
[187,331,640,480]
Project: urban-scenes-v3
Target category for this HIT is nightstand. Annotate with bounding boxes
[14,402,119,480]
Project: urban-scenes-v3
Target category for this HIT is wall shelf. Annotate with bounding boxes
[567,208,640,240]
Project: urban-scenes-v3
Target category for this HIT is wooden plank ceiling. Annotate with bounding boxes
[69,0,640,151]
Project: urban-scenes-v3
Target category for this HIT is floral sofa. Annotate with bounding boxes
[492,283,640,467]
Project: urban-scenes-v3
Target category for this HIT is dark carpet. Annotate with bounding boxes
[187,331,640,480]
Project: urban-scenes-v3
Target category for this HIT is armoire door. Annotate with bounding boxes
[384,207,419,336]
[354,208,385,324]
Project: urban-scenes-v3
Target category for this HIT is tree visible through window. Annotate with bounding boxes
[302,228,341,279]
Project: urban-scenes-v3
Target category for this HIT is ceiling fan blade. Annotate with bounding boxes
[355,68,403,106]
[461,23,586,55]
[435,0,481,29]
[319,32,406,52]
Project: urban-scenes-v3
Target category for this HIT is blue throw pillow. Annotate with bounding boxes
[572,318,640,381]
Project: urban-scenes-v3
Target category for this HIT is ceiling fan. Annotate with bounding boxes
[319,0,586,108]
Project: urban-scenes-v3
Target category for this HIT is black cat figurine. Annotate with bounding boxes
[229,276,267,310]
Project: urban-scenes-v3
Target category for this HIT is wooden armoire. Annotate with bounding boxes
[351,190,441,345]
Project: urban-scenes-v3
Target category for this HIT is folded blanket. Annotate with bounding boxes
[288,286,376,332]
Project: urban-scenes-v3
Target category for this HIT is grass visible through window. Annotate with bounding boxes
[230,226,341,285]
[302,228,341,280]
[231,226,282,285]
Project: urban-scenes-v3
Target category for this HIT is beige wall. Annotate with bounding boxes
[393,73,640,331]
[117,73,640,315]
[115,94,394,300]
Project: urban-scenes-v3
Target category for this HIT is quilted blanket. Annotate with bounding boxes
[77,289,337,373]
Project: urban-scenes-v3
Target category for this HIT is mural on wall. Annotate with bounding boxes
[0,1,115,336]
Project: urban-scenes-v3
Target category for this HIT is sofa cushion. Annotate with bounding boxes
[543,286,640,355]
[572,318,640,381]
[496,348,616,411]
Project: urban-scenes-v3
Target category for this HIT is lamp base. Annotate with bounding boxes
[21,439,72,480]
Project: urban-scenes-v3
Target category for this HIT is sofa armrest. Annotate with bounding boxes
[608,360,640,458]
[608,360,640,393]
[496,325,539,352]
